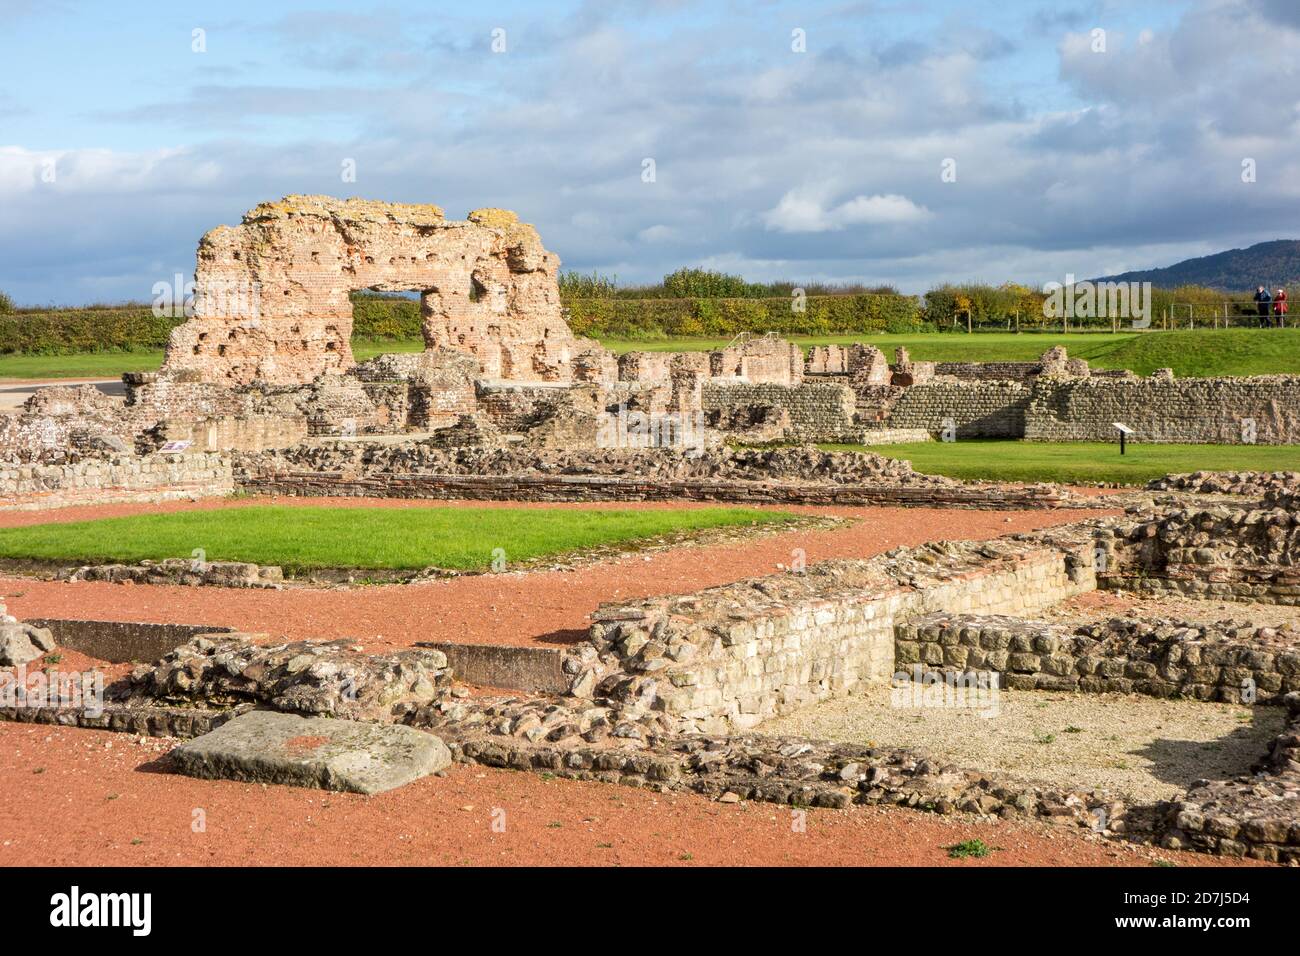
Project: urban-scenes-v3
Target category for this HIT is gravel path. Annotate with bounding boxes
[761,687,1285,803]
[0,498,1108,651]
[0,722,1256,867]
[1044,590,1300,632]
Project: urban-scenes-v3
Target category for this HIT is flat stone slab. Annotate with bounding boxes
[171,710,451,794]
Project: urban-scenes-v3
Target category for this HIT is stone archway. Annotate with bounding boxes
[161,196,581,387]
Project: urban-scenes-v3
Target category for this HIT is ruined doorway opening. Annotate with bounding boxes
[347,288,426,362]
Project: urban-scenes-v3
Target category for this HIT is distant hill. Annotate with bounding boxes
[1094,239,1300,291]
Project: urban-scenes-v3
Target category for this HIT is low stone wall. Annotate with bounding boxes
[1025,376,1300,444]
[0,452,233,511]
[884,381,1031,437]
[24,619,236,664]
[1158,694,1300,862]
[238,443,930,485]
[124,634,454,723]
[0,700,240,738]
[239,469,1084,510]
[701,381,856,440]
[236,441,1092,509]
[58,559,284,589]
[1099,505,1300,604]
[837,371,1300,445]
[577,533,1096,733]
[898,612,1300,701]
[1147,470,1300,499]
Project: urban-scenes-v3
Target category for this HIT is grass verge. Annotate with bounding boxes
[0,339,425,381]
[819,439,1300,485]
[0,504,797,572]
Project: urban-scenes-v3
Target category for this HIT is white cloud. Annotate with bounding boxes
[763,188,932,232]
[637,224,678,243]
[3,1,1300,305]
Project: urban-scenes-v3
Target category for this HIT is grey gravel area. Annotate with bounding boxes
[761,686,1285,803]
[1042,592,1300,636]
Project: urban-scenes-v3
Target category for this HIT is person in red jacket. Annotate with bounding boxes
[1274,288,1289,328]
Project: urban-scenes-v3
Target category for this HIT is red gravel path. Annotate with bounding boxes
[0,497,1113,651]
[0,722,1252,867]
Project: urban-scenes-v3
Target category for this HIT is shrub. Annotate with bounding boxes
[924,283,1048,331]
[562,293,922,340]
[0,290,13,315]
[558,270,618,298]
[662,268,753,299]
[348,293,421,340]
[946,839,994,859]
[0,308,181,355]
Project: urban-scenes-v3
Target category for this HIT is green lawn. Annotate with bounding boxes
[821,440,1300,485]
[5,329,1300,381]
[0,349,165,379]
[0,339,424,381]
[0,504,795,572]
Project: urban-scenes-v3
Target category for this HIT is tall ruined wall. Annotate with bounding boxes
[1024,376,1300,444]
[161,196,582,387]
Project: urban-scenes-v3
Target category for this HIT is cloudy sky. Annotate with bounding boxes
[2,0,1298,305]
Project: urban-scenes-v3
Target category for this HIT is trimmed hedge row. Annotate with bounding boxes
[2,293,925,354]
[0,309,181,355]
[565,294,924,339]
[0,297,426,355]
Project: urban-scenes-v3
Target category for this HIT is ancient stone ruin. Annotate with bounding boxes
[4,194,1299,494]
[4,196,1300,866]
[163,196,584,386]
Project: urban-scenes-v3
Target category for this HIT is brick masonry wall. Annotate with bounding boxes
[0,453,233,511]
[161,197,582,386]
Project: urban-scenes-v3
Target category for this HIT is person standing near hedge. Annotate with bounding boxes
[1255,286,1273,327]
[1274,288,1288,328]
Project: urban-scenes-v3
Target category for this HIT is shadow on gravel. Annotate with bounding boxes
[1135,706,1285,791]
